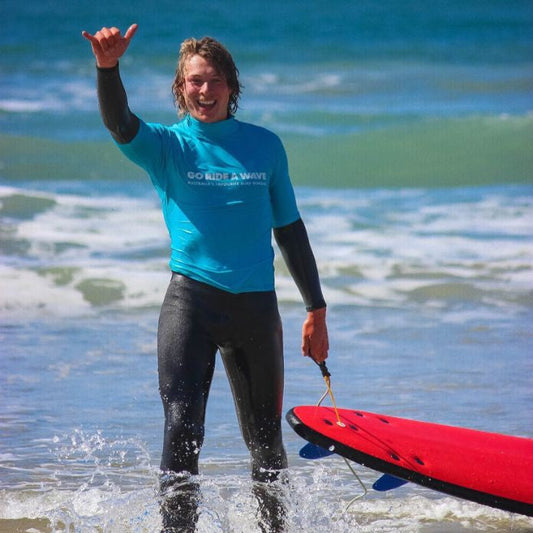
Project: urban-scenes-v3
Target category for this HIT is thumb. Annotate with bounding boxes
[124,23,138,42]
[301,334,310,356]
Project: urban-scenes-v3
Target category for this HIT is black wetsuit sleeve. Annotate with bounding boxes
[273,218,326,311]
[96,63,140,144]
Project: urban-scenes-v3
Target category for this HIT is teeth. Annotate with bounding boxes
[199,100,215,106]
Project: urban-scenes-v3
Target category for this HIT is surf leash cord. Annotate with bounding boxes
[315,361,368,506]
[316,361,343,427]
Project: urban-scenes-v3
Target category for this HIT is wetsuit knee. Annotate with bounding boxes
[248,428,288,483]
[161,400,205,474]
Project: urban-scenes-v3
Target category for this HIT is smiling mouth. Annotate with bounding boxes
[198,100,216,109]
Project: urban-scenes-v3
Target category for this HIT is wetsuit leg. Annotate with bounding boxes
[219,291,289,532]
[158,274,218,475]
[157,274,218,532]
[219,290,288,482]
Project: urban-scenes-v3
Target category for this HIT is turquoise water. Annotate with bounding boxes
[1,1,532,531]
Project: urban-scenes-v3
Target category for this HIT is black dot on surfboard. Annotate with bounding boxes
[349,424,358,431]
[390,452,400,461]
[353,411,364,417]
[413,456,425,465]
[323,419,333,425]
[379,417,390,424]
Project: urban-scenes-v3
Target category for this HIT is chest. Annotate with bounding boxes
[169,136,273,204]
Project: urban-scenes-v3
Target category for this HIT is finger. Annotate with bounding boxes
[99,27,115,50]
[302,336,310,356]
[109,27,125,46]
[311,349,326,363]
[100,27,114,38]
[309,338,328,363]
[319,342,329,361]
[323,335,330,353]
[312,353,326,364]
[81,30,98,44]
[124,23,138,42]
[312,343,328,363]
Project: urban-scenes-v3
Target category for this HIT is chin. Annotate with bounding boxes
[198,114,226,124]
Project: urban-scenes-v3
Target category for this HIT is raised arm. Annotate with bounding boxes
[82,24,140,143]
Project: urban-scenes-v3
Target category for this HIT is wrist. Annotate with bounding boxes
[96,60,119,70]
[307,306,326,316]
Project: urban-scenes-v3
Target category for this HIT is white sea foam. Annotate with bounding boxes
[1,185,169,318]
[0,75,101,114]
[2,451,531,532]
[304,190,533,313]
[0,264,91,318]
[1,184,531,319]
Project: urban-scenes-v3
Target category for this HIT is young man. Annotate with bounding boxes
[83,24,328,532]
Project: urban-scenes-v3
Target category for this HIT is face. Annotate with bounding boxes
[180,55,232,123]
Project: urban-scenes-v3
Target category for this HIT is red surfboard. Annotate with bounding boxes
[286,406,533,516]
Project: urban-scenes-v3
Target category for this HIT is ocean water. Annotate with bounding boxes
[1,0,532,531]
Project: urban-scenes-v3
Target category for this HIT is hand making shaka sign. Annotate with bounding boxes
[82,24,138,68]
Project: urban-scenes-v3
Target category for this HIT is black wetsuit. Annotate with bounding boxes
[158,273,286,480]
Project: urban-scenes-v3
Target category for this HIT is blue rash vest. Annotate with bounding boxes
[117,115,301,293]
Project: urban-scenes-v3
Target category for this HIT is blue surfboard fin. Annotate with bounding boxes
[372,474,409,491]
[300,443,407,492]
[299,442,335,459]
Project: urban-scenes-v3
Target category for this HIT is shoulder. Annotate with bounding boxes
[118,118,179,162]
[134,119,188,147]
[144,120,180,136]
[126,118,171,141]
[236,119,278,139]
[235,119,285,149]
